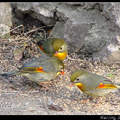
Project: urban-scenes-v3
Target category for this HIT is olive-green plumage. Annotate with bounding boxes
[0,53,64,85]
[70,69,120,97]
[38,38,68,61]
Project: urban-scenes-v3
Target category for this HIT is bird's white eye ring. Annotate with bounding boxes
[59,47,62,50]
[76,78,79,81]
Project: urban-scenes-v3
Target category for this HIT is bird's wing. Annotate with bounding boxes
[42,40,54,55]
[82,73,116,90]
[20,57,57,73]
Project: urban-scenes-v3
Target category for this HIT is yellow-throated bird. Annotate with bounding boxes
[38,38,68,61]
[0,53,64,85]
[70,69,120,97]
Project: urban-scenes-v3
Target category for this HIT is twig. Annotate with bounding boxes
[67,55,83,62]
[0,25,24,37]
[24,27,43,36]
[24,25,53,37]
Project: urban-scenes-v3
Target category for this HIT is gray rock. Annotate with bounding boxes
[0,3,12,38]
[49,22,65,39]
[11,2,120,63]
[0,24,11,39]
[62,3,120,62]
[11,2,57,26]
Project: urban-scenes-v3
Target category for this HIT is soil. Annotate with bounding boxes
[0,22,120,115]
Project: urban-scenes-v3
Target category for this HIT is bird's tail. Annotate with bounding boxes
[115,84,120,89]
[0,70,19,78]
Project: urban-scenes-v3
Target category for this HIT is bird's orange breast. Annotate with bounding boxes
[74,83,84,91]
[54,52,67,60]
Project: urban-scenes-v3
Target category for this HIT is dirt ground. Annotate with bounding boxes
[0,24,120,115]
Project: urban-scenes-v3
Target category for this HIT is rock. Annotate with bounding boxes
[0,24,11,39]
[102,38,120,65]
[49,22,65,39]
[13,47,25,61]
[11,2,57,26]
[11,2,120,63]
[62,3,120,62]
[0,3,12,38]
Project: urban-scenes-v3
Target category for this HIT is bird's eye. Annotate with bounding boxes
[76,78,79,81]
[60,47,62,50]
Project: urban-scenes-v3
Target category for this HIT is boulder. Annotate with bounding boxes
[11,2,120,63]
[0,3,12,38]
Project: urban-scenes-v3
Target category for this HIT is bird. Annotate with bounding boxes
[0,52,64,86]
[70,69,120,97]
[37,38,68,61]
